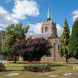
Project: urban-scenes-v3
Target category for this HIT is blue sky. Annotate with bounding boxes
[0,0,78,36]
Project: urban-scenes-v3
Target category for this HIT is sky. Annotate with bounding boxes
[0,0,78,36]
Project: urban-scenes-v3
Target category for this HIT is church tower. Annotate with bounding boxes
[42,8,57,38]
[41,8,60,62]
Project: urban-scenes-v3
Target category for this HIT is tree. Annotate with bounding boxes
[60,19,70,63]
[14,23,29,40]
[69,20,78,59]
[12,38,52,62]
[2,24,29,61]
[5,24,29,47]
[5,24,16,49]
[5,24,51,62]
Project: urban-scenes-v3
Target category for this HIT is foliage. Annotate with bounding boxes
[60,19,70,63]
[14,23,29,39]
[2,24,29,57]
[2,47,11,56]
[12,37,51,62]
[22,38,52,61]
[5,24,29,48]
[24,64,51,72]
[69,20,78,59]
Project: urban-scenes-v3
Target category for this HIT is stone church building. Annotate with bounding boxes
[26,8,61,62]
[41,8,61,62]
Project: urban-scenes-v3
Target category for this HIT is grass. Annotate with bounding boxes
[0,63,78,78]
[5,63,25,71]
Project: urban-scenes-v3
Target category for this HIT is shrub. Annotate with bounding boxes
[24,64,51,72]
[22,38,51,61]
[3,47,11,56]
[0,63,6,71]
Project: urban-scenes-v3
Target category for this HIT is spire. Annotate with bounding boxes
[47,8,50,18]
[47,8,51,20]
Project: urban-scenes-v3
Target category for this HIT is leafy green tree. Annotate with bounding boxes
[2,23,29,59]
[0,31,6,51]
[14,23,29,40]
[60,19,70,63]
[3,47,11,56]
[5,24,16,48]
[69,20,78,59]
[5,24,29,47]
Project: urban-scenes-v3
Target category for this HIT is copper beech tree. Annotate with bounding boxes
[12,38,52,63]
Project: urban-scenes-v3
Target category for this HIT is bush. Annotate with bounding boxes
[3,47,11,56]
[24,64,51,72]
[22,38,51,61]
[0,63,6,71]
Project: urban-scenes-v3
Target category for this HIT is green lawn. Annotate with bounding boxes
[0,63,78,78]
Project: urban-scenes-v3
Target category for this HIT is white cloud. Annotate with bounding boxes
[12,0,39,19]
[0,7,8,16]
[28,22,42,34]
[0,0,39,30]
[0,6,18,29]
[56,24,63,37]
[72,10,78,21]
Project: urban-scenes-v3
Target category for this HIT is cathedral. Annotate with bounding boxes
[41,8,60,62]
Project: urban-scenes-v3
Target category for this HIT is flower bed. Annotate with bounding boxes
[24,64,51,72]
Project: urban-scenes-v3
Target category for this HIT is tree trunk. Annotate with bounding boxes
[66,55,69,64]
[14,56,17,63]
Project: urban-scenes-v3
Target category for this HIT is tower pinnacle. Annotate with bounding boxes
[47,8,51,20]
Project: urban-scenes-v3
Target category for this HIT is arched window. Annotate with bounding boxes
[45,27,48,32]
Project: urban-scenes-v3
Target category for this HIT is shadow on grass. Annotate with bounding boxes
[69,62,78,64]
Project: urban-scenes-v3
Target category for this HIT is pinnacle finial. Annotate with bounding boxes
[47,8,51,20]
